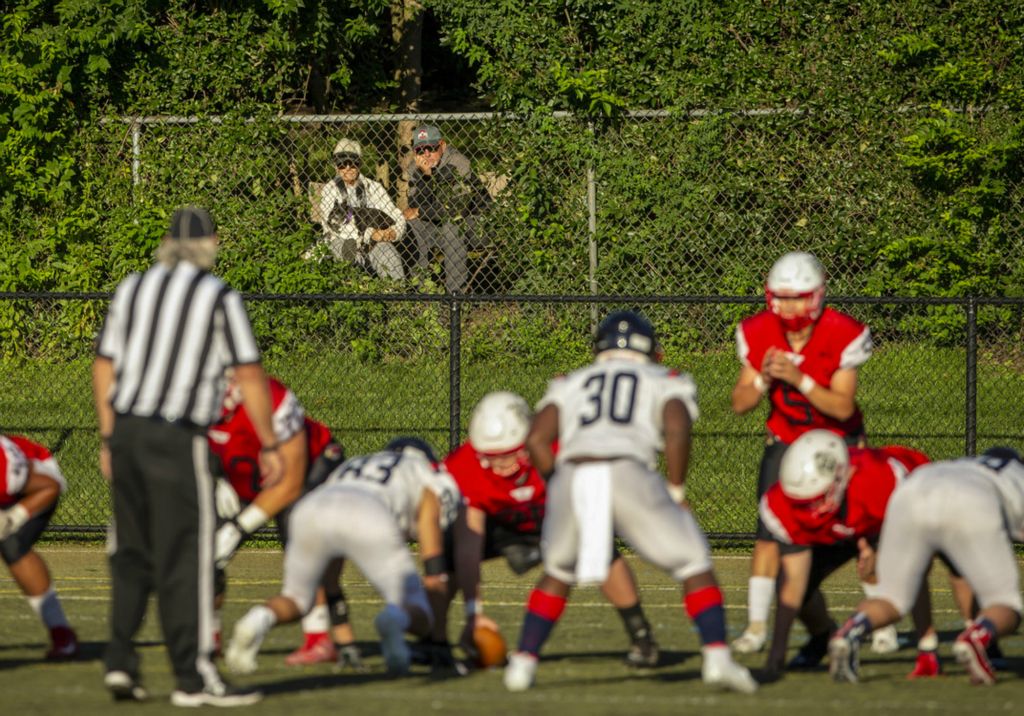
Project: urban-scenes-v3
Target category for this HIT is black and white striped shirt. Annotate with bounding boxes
[96,262,261,427]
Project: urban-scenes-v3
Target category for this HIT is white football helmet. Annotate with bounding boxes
[469,391,531,455]
[779,429,850,502]
[765,251,826,331]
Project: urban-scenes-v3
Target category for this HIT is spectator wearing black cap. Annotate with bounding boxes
[311,138,406,280]
[92,206,283,707]
[403,125,492,293]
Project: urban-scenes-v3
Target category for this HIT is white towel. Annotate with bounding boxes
[572,463,613,585]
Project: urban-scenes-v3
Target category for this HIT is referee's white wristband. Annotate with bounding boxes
[798,374,817,396]
[667,482,686,503]
[464,598,482,616]
[752,374,767,394]
[237,504,270,534]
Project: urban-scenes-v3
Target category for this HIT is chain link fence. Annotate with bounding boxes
[4,293,1022,540]
[91,109,1024,297]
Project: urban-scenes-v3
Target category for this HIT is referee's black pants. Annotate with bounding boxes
[105,414,221,693]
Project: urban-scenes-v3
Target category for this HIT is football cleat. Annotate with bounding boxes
[788,630,831,670]
[953,624,995,685]
[104,670,148,702]
[870,624,900,654]
[828,634,860,683]
[701,649,758,694]
[374,608,411,675]
[224,619,265,675]
[907,650,941,679]
[624,636,660,668]
[285,634,338,666]
[169,683,262,707]
[731,627,767,654]
[503,651,538,692]
[46,625,79,660]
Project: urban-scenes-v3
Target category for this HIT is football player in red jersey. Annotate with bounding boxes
[442,391,660,668]
[207,373,350,666]
[0,434,78,660]
[759,430,953,680]
[730,251,884,655]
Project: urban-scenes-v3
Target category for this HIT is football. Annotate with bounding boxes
[473,624,509,668]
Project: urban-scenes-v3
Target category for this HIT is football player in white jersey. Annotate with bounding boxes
[225,437,465,676]
[829,447,1024,685]
[503,310,757,694]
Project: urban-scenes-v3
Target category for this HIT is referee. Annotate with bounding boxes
[92,206,283,707]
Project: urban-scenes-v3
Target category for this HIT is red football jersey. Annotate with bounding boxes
[444,442,546,534]
[208,377,333,502]
[0,435,65,508]
[736,307,872,443]
[760,445,930,546]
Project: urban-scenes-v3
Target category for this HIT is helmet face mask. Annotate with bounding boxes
[765,252,826,331]
[594,310,659,359]
[779,430,851,506]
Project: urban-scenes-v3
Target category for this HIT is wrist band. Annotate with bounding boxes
[423,554,448,576]
[667,482,686,503]
[464,598,482,616]
[752,374,767,393]
[798,374,817,396]
[260,443,280,453]
[236,504,270,534]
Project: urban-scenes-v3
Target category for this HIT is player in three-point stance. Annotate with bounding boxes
[442,391,660,668]
[829,447,1024,686]
[729,251,897,656]
[225,438,471,676]
[0,434,78,660]
[759,429,952,679]
[503,310,757,694]
[207,372,350,666]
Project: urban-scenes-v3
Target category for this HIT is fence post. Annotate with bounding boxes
[448,296,462,454]
[965,296,978,455]
[131,119,142,189]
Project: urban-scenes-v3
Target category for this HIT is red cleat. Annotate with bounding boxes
[907,650,940,679]
[953,624,995,685]
[285,633,338,666]
[46,626,79,660]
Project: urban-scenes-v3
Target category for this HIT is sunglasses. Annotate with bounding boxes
[414,144,441,155]
[336,158,360,169]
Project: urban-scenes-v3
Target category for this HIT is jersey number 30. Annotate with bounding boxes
[580,371,638,426]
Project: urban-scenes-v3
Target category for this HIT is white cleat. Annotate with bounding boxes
[731,628,767,654]
[374,608,411,675]
[224,619,264,675]
[702,650,758,694]
[870,625,900,654]
[503,651,538,692]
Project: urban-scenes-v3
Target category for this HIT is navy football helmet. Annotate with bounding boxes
[594,310,658,358]
[385,436,438,464]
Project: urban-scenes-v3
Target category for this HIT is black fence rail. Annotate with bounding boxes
[2,292,1022,541]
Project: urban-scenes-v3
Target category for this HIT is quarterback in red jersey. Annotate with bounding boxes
[759,430,949,679]
[208,374,349,666]
[0,434,78,660]
[442,391,660,669]
[731,251,878,655]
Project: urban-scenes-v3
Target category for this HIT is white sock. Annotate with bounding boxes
[244,605,278,637]
[27,589,69,629]
[301,603,330,634]
[917,632,938,651]
[748,576,774,627]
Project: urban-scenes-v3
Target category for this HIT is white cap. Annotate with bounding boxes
[333,138,362,157]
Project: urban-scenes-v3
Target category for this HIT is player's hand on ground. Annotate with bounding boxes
[421,638,468,677]
[335,643,367,673]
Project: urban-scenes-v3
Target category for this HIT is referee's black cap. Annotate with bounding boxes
[166,206,216,241]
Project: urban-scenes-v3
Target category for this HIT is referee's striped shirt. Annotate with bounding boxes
[96,262,260,427]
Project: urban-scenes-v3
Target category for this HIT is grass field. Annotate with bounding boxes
[1,545,1021,714]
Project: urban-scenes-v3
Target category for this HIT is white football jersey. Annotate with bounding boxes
[538,354,700,469]
[322,448,461,539]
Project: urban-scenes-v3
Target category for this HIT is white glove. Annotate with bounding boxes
[215,479,241,520]
[0,504,30,540]
[214,522,243,569]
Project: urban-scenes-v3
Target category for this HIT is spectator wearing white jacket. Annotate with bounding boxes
[315,139,406,280]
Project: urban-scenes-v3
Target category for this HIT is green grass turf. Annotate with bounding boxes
[1,545,1021,714]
